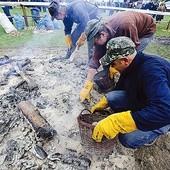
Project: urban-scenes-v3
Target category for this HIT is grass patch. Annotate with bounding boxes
[0,7,169,56]
[155,16,170,36]
[0,7,66,48]
[145,40,170,60]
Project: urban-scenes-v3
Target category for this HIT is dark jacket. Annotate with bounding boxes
[115,52,170,131]
[89,11,156,69]
[63,0,99,35]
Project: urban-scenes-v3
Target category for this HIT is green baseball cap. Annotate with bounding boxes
[85,19,103,41]
[100,36,136,66]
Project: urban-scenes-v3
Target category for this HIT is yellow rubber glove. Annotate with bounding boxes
[91,96,108,113]
[65,34,72,49]
[76,33,86,49]
[109,66,119,79]
[92,110,137,142]
[80,80,94,102]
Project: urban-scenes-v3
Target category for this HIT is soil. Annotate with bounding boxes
[0,36,170,170]
[154,36,170,46]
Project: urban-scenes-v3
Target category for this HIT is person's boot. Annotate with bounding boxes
[64,50,72,59]
[63,45,76,59]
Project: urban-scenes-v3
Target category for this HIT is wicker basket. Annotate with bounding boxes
[93,70,115,93]
[77,109,116,158]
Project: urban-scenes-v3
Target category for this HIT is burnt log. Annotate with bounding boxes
[49,152,91,169]
[0,55,11,66]
[14,63,38,90]
[17,100,57,139]
[3,58,31,78]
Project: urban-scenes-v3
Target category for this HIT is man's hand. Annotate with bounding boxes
[90,96,108,113]
[76,33,86,49]
[65,34,72,49]
[80,80,94,103]
[92,110,137,142]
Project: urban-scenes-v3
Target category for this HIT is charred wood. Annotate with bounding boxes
[17,100,57,139]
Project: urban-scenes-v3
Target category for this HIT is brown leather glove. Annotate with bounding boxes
[76,33,86,49]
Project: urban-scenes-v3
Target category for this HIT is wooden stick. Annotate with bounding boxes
[3,58,31,78]
[14,63,38,90]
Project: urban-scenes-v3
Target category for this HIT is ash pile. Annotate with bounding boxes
[0,55,91,170]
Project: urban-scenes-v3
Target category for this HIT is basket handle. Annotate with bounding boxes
[80,108,91,115]
[80,108,108,116]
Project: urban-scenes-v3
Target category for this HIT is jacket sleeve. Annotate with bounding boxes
[131,63,170,131]
[89,45,106,69]
[63,17,74,35]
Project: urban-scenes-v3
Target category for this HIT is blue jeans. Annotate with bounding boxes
[138,34,154,52]
[106,90,170,149]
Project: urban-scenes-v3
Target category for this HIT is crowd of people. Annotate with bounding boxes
[99,0,167,21]
[1,0,167,30]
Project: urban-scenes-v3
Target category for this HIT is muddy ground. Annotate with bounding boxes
[0,36,170,170]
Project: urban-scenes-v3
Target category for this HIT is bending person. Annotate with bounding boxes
[90,36,170,148]
[80,11,156,103]
[48,0,100,59]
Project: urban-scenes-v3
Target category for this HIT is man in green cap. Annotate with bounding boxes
[90,36,170,148]
[80,11,156,103]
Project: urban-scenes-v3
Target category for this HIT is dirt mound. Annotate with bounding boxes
[134,133,170,170]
